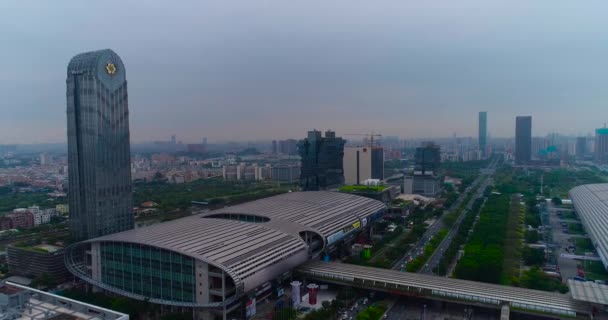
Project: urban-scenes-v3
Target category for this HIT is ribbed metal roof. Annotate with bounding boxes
[88,191,385,290]
[205,191,386,238]
[569,279,608,305]
[298,261,591,316]
[569,184,608,268]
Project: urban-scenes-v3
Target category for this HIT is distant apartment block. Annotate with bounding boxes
[223,163,272,181]
[478,111,487,156]
[576,137,586,160]
[271,164,300,183]
[6,209,34,229]
[187,143,207,154]
[596,128,608,164]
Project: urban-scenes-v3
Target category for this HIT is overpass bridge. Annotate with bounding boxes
[296,261,592,319]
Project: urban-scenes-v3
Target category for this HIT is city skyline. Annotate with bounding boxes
[2,1,608,144]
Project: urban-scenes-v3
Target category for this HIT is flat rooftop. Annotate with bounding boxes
[569,279,608,305]
[2,282,128,320]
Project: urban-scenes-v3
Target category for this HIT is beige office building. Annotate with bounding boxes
[343,146,384,185]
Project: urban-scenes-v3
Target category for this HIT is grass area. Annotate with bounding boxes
[583,260,608,281]
[568,223,585,235]
[454,194,511,284]
[501,196,524,285]
[436,196,486,276]
[405,229,448,272]
[357,304,387,320]
[339,185,388,193]
[575,238,595,255]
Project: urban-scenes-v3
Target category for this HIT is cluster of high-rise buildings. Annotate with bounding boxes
[53,48,608,320]
[512,115,608,165]
[297,130,386,191]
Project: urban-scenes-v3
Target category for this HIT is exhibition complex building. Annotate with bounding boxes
[65,191,386,319]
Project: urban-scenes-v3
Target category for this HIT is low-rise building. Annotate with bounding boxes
[32,208,56,226]
[6,210,34,229]
[404,174,442,197]
[7,244,70,282]
[56,204,69,215]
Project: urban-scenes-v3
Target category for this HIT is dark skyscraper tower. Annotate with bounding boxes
[298,130,346,190]
[515,116,532,164]
[414,142,441,175]
[478,111,487,155]
[67,49,133,240]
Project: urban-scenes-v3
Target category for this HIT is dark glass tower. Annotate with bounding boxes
[66,49,133,240]
[414,143,441,175]
[478,111,487,155]
[515,116,532,164]
[298,130,345,190]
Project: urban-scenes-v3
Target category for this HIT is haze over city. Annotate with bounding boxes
[2,0,608,144]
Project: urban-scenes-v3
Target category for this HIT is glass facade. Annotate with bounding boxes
[100,242,195,303]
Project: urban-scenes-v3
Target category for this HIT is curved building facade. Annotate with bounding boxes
[67,49,133,240]
[66,191,385,318]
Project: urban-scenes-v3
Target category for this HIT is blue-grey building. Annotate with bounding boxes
[479,111,487,155]
[66,49,133,240]
[515,116,532,164]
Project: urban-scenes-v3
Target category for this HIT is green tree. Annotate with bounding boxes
[524,230,539,243]
[31,273,57,289]
[522,247,545,266]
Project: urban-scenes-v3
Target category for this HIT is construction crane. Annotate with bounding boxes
[343,132,383,147]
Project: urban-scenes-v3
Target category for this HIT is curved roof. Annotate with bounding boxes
[204,191,386,239]
[84,191,385,293]
[67,49,126,92]
[68,49,122,75]
[569,184,608,268]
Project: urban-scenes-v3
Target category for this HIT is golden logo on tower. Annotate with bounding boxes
[105,63,117,75]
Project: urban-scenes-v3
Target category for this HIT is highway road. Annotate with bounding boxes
[392,156,499,272]
[419,177,492,274]
[419,157,499,274]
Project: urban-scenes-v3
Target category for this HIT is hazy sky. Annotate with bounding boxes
[1,1,607,144]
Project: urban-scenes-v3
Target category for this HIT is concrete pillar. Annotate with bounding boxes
[291,281,302,306]
[195,261,209,304]
[500,304,510,320]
